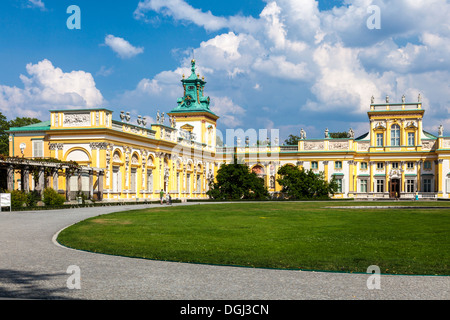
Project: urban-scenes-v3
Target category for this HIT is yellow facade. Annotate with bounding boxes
[6,66,450,201]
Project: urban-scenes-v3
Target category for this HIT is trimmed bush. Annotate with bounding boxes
[26,190,41,207]
[43,188,65,206]
[8,190,27,208]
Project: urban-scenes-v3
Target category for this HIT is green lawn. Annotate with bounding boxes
[57,202,450,275]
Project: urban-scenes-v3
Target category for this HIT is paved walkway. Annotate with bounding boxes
[0,203,448,300]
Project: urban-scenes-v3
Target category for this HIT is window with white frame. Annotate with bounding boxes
[336,179,343,193]
[112,166,121,192]
[376,133,383,147]
[406,180,415,193]
[408,132,415,146]
[423,178,432,192]
[377,180,384,193]
[147,170,153,192]
[32,140,44,158]
[407,162,414,169]
[335,161,342,169]
[360,180,368,193]
[391,124,400,146]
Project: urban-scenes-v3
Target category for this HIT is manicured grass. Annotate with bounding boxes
[57,202,450,275]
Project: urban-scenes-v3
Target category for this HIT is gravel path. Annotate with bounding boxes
[0,203,448,300]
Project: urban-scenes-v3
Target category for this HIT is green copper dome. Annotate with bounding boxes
[170,60,217,116]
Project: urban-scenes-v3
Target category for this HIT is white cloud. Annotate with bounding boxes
[26,0,46,10]
[130,0,450,138]
[104,35,144,59]
[0,59,104,119]
[210,96,246,128]
[134,0,260,33]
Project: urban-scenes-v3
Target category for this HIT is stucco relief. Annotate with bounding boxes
[63,113,91,127]
[422,140,436,150]
[329,141,349,150]
[304,141,324,150]
[357,142,370,151]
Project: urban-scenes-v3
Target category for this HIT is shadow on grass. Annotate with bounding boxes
[0,269,72,300]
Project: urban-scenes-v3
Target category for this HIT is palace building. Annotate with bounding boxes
[6,60,450,201]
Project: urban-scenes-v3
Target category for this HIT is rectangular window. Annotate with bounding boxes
[424,161,432,170]
[112,166,121,193]
[391,125,400,146]
[377,180,384,193]
[311,161,318,169]
[336,179,342,193]
[197,174,201,192]
[376,133,383,147]
[360,162,368,170]
[423,179,432,192]
[360,180,368,193]
[392,162,399,169]
[335,161,342,169]
[377,162,384,170]
[147,170,153,192]
[186,173,191,192]
[130,169,137,193]
[408,132,415,146]
[407,162,414,169]
[32,140,44,158]
[406,180,415,193]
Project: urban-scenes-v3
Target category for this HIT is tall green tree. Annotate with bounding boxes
[284,134,302,146]
[329,131,350,139]
[277,164,338,199]
[0,112,9,155]
[207,160,269,200]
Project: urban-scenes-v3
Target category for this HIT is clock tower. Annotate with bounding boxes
[168,59,219,149]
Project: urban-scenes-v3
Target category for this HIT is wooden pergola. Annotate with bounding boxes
[0,158,104,201]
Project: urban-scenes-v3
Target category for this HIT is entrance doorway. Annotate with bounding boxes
[390,179,400,198]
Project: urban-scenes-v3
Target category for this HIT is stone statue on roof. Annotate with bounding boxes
[300,128,306,140]
[348,128,355,139]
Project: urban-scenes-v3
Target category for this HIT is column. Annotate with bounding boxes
[401,161,405,193]
[98,170,104,201]
[22,166,30,193]
[65,169,71,201]
[416,160,422,192]
[38,167,45,196]
[53,168,59,191]
[7,165,14,191]
[385,161,389,196]
[348,161,354,193]
[437,159,443,195]
[369,161,374,193]
[77,170,82,195]
[89,169,94,200]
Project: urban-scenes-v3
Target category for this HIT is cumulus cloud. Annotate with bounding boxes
[104,35,144,59]
[0,59,104,119]
[131,0,450,138]
[26,0,46,10]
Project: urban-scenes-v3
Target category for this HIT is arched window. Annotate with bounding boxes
[391,124,400,146]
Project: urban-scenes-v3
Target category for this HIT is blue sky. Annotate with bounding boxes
[1,0,449,141]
